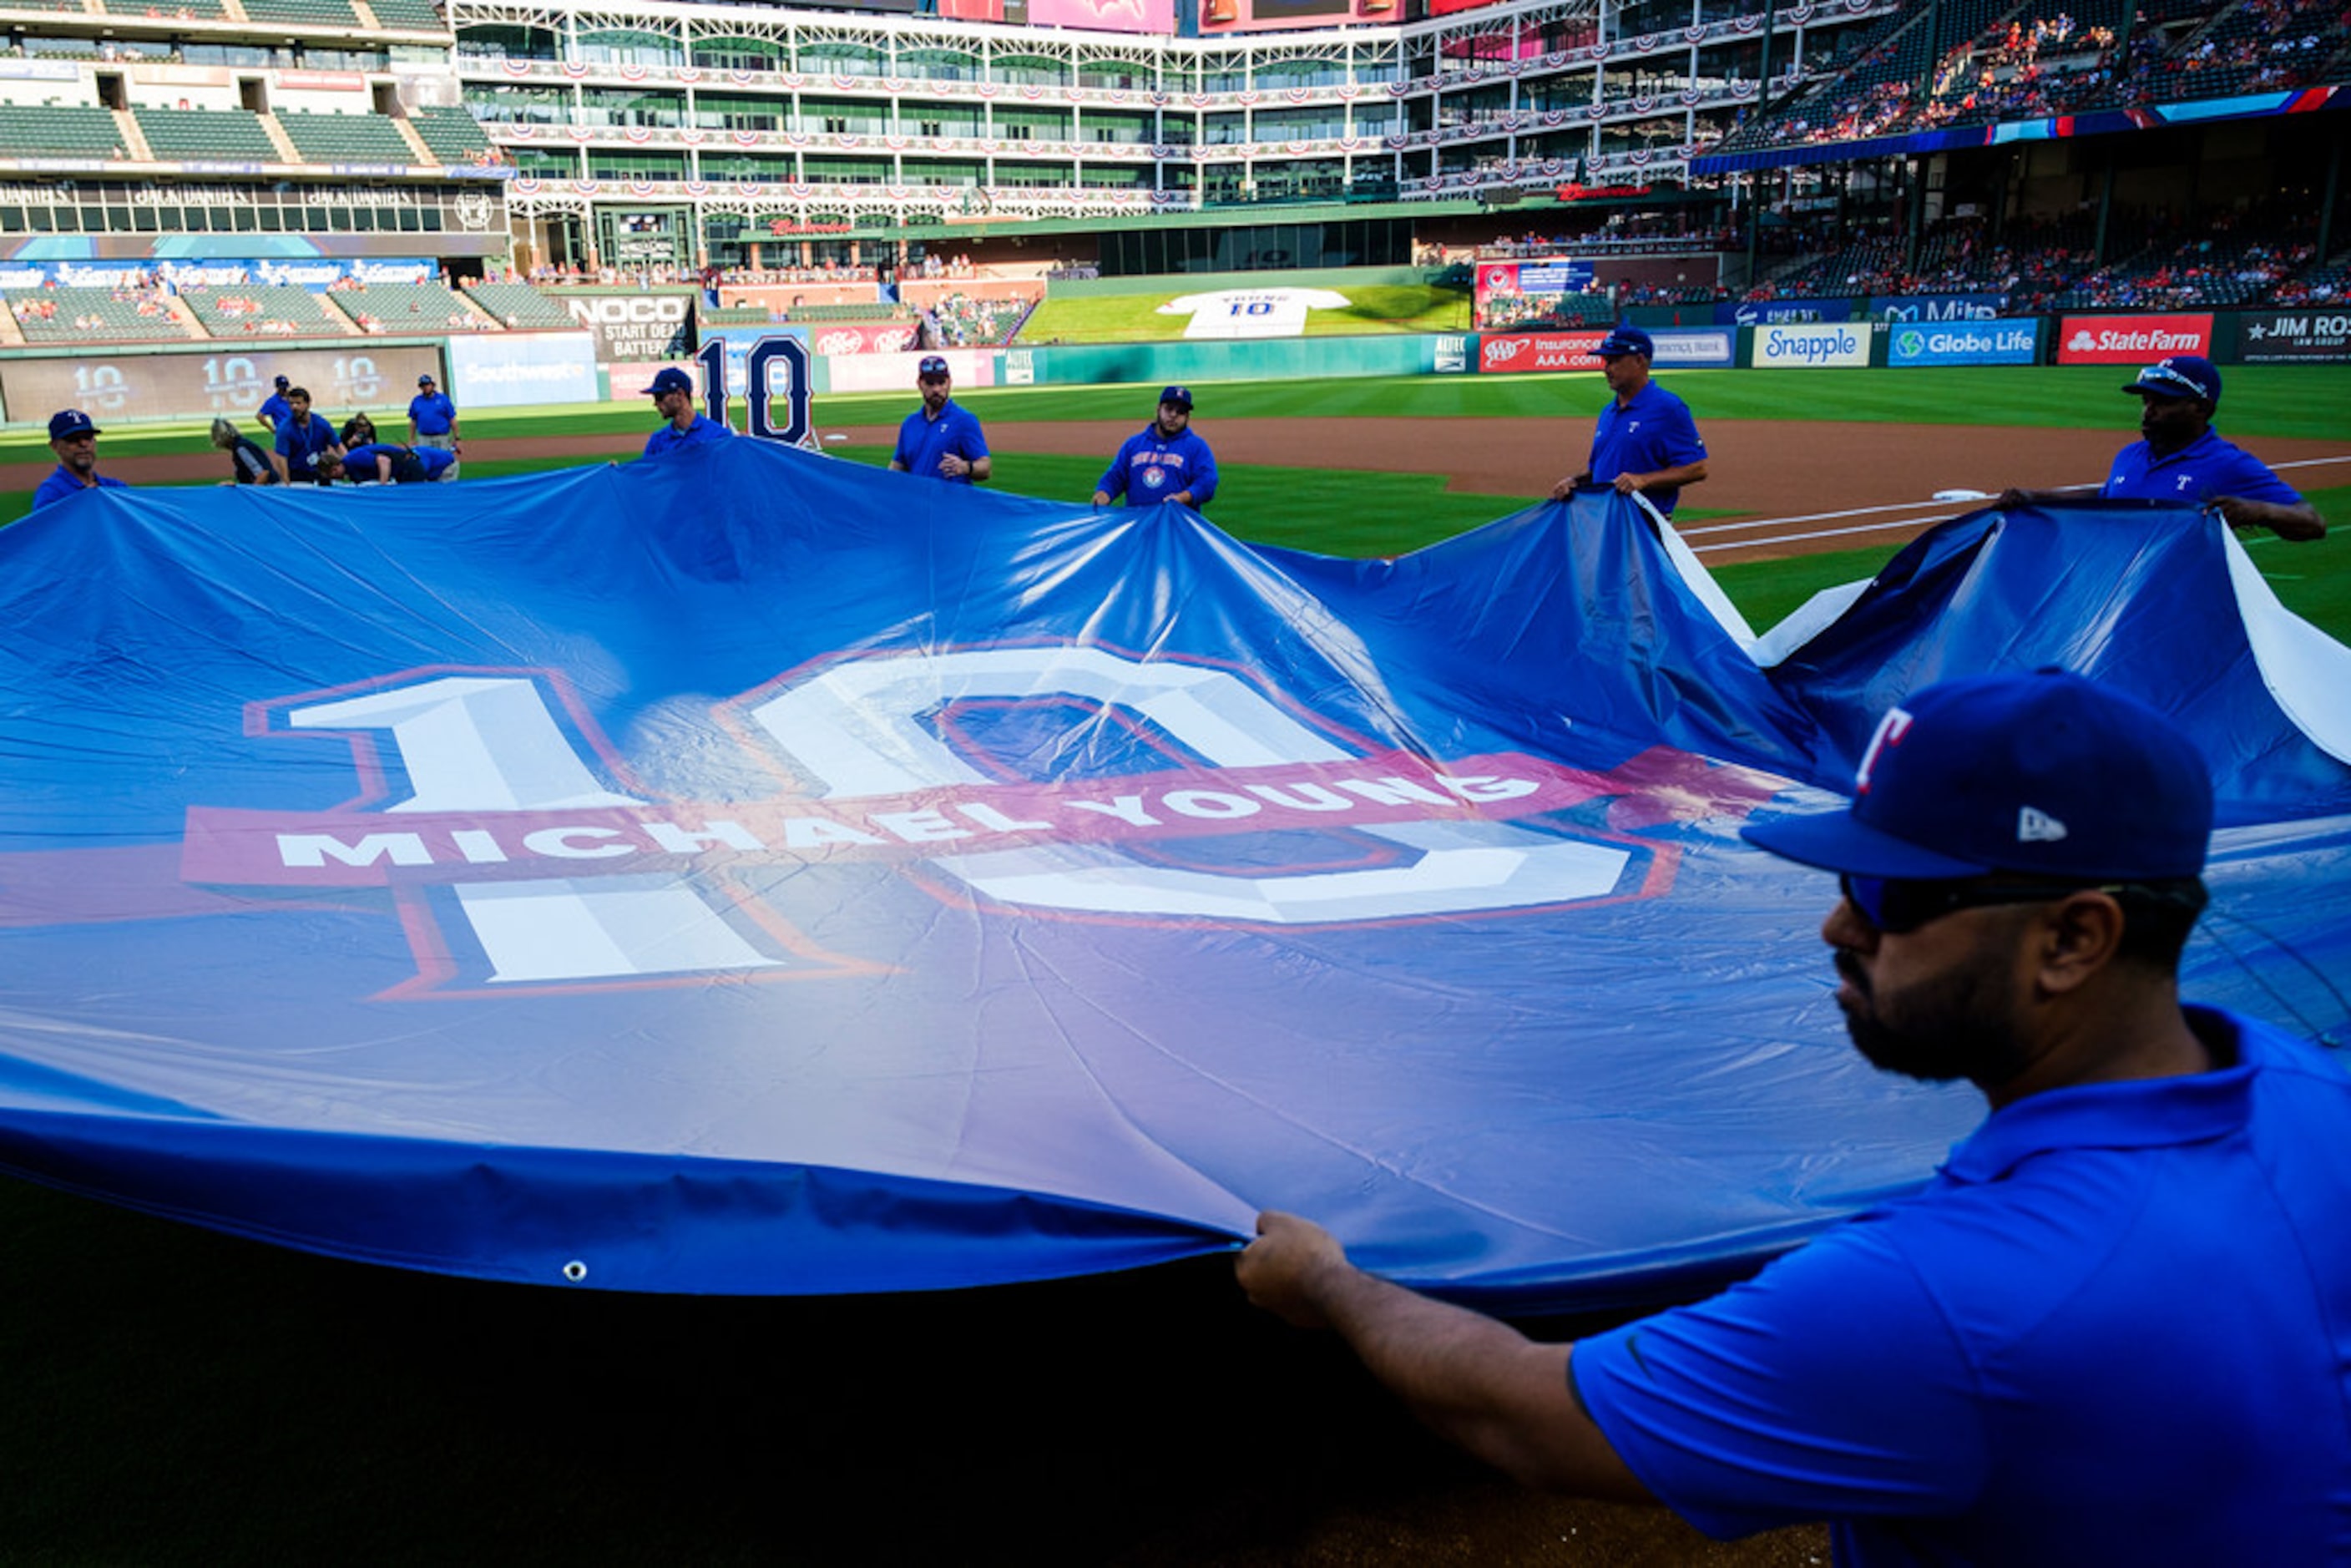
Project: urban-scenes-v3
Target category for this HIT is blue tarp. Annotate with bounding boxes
[2,443,2345,1310]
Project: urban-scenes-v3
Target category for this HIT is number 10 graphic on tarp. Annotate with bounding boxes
[695,335,814,447]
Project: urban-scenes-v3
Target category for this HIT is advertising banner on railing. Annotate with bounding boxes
[1646,327,1735,368]
[1715,298,1855,326]
[1478,330,1607,374]
[1029,0,1174,33]
[445,331,599,408]
[1888,319,2039,367]
[1474,257,1598,331]
[1752,322,1873,368]
[820,346,999,394]
[1867,293,2004,323]
[2055,313,2213,364]
[2234,309,2351,364]
[805,321,923,357]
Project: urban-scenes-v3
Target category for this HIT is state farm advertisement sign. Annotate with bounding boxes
[810,323,920,357]
[2056,314,2213,364]
[1479,331,1606,374]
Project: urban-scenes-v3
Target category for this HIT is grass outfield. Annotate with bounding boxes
[1021,282,1474,342]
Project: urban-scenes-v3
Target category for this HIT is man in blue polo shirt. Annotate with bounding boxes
[2000,356,2324,541]
[406,372,460,473]
[889,355,990,485]
[640,366,731,458]
[270,387,341,484]
[31,409,130,508]
[1093,385,1217,510]
[1237,670,2351,1565]
[326,443,458,484]
[1549,324,1708,516]
[256,374,293,436]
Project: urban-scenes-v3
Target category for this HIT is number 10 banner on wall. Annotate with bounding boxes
[2,456,2343,1307]
[0,345,442,427]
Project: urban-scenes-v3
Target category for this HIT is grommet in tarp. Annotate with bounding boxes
[562,1260,588,1282]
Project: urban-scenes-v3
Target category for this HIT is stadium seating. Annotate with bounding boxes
[134,108,279,162]
[335,281,493,333]
[363,0,446,28]
[408,104,495,165]
[7,286,186,343]
[925,291,1030,346]
[180,283,355,338]
[463,280,574,328]
[0,105,123,158]
[99,0,229,17]
[278,111,417,164]
[238,0,360,24]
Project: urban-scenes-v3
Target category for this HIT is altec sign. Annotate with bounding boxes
[2055,314,2214,364]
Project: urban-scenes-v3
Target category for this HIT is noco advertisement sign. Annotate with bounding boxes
[2055,314,2213,364]
[553,289,698,363]
[1890,320,2039,367]
[2237,310,2351,364]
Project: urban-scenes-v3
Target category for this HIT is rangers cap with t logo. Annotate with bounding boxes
[1742,669,2212,881]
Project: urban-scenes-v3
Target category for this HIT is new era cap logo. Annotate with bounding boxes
[2018,807,2068,843]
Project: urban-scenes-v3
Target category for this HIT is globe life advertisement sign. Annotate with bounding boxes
[2055,314,2214,364]
[1889,320,2039,367]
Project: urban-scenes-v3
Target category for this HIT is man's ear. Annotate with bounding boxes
[2034,891,2127,996]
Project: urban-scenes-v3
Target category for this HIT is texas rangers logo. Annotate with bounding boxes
[1141,464,1168,491]
[170,647,1782,996]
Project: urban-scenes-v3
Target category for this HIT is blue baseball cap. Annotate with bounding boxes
[1596,324,1655,359]
[918,355,950,379]
[48,409,98,440]
[1160,385,1194,410]
[1742,670,2212,882]
[417,373,436,387]
[647,367,694,398]
[273,374,291,387]
[2121,355,2221,407]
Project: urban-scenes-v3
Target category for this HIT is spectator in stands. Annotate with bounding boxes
[257,375,294,436]
[341,414,378,448]
[211,417,280,486]
[889,355,989,486]
[1549,324,1709,517]
[1998,356,2324,542]
[640,366,731,458]
[271,387,342,485]
[33,410,129,509]
[1093,386,1217,511]
[407,374,460,468]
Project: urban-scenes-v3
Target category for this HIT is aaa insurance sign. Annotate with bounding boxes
[2056,314,2213,364]
[1480,331,1606,373]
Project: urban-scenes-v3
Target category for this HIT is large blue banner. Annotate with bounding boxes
[1,460,2344,1308]
[1888,318,2040,366]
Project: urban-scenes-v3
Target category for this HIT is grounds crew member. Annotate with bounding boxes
[327,442,458,484]
[890,355,990,484]
[1239,669,2351,1565]
[640,366,732,458]
[407,372,460,476]
[1998,355,2323,541]
[270,387,342,484]
[1549,324,1708,516]
[212,417,280,485]
[32,410,129,508]
[256,374,293,436]
[1094,386,1217,510]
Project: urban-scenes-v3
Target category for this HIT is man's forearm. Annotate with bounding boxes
[2220,497,2325,542]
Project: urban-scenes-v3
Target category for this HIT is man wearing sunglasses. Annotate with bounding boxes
[1238,669,2351,1563]
[1998,354,2323,540]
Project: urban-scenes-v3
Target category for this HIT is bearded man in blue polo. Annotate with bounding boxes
[1094,386,1217,511]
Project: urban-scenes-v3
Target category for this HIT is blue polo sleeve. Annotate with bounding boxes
[891,413,918,470]
[1652,397,1706,467]
[1184,436,1218,507]
[956,408,989,463]
[1571,1213,1989,1539]
[2204,445,2303,507]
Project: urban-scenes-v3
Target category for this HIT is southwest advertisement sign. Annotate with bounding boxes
[1479,331,1607,374]
[1753,323,1873,368]
[2237,310,2351,364]
[1888,320,2039,367]
[1716,298,1856,326]
[1868,293,2003,323]
[445,331,599,408]
[2055,314,2213,364]
[1647,328,1735,368]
